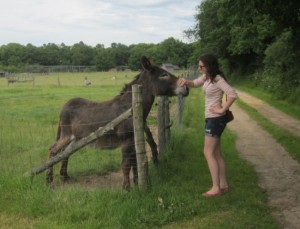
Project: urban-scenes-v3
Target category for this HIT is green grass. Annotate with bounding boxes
[0,74,278,228]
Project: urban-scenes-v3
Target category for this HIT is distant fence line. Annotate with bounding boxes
[25,65,96,73]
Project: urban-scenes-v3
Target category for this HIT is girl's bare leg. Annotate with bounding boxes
[203,136,221,194]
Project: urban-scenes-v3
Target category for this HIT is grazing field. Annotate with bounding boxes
[0,72,278,228]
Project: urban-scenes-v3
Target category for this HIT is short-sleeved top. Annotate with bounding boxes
[193,75,238,118]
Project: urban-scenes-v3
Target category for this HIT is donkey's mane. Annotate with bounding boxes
[117,72,142,96]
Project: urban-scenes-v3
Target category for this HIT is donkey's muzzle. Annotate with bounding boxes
[176,85,189,97]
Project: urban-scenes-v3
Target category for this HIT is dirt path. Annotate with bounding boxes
[228,91,300,229]
[236,90,300,136]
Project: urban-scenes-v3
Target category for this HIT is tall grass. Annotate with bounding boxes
[0,73,278,228]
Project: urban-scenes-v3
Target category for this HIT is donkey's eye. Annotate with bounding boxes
[159,73,170,80]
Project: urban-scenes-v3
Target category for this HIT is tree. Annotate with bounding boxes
[94,47,114,71]
[39,43,60,65]
[71,41,95,66]
[24,43,41,65]
[128,43,155,70]
[110,43,130,66]
[0,43,26,66]
[188,0,292,74]
[58,43,72,65]
[158,37,192,68]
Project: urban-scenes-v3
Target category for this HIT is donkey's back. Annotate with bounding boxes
[59,97,130,146]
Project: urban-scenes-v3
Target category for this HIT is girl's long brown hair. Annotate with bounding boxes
[199,54,227,82]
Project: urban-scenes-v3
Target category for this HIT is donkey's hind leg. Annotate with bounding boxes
[121,138,136,190]
[46,137,71,184]
[131,148,138,186]
[60,156,70,182]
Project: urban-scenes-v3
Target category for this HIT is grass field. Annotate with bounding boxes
[0,73,278,228]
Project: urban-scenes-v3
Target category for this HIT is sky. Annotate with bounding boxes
[0,0,201,48]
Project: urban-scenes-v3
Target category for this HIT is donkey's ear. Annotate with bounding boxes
[141,56,153,71]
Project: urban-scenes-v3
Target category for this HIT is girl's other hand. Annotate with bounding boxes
[209,106,224,114]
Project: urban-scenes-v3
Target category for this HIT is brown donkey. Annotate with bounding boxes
[46,56,189,189]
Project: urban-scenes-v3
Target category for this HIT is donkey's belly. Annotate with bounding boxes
[89,133,121,149]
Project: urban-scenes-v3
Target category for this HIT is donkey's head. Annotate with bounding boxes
[138,56,189,97]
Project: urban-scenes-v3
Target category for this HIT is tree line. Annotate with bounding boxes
[0,38,193,72]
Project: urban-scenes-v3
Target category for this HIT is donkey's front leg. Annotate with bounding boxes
[145,124,158,164]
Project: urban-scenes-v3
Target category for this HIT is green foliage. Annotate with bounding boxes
[187,0,299,101]
[71,41,95,66]
[264,29,295,71]
[244,29,300,101]
[157,37,193,68]
[128,43,156,70]
[95,47,115,71]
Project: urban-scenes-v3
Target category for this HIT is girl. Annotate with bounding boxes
[178,54,237,197]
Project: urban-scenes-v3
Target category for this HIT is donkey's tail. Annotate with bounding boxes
[56,123,61,141]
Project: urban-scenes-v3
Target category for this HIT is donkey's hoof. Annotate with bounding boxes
[122,183,130,191]
[46,174,53,184]
[46,178,53,185]
[62,175,71,182]
[133,177,138,186]
[153,158,159,165]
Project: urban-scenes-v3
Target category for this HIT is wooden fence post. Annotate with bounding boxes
[176,95,184,125]
[164,97,170,143]
[132,84,149,191]
[157,96,166,155]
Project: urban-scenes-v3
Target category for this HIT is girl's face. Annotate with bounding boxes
[198,60,207,74]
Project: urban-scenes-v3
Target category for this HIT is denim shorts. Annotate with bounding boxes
[205,115,227,137]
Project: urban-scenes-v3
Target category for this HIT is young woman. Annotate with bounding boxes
[178,54,237,197]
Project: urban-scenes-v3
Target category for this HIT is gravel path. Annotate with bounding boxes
[228,91,300,229]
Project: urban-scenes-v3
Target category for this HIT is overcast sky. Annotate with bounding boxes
[0,0,200,48]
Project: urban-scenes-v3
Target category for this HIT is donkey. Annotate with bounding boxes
[46,56,189,189]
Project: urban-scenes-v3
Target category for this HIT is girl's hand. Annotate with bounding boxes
[209,106,224,114]
[178,78,187,87]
